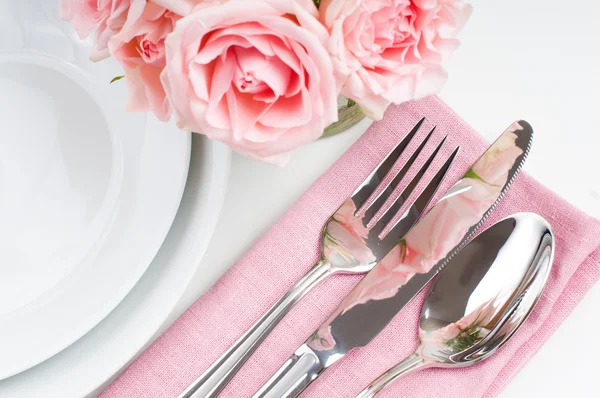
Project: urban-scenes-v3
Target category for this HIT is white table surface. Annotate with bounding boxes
[145,0,600,396]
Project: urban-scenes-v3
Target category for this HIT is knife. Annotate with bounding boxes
[254,121,533,398]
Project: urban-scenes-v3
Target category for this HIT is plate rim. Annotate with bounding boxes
[0,136,231,397]
[0,51,193,378]
[92,137,232,396]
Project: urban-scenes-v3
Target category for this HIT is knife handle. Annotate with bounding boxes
[253,344,324,398]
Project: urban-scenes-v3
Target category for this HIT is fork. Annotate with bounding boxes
[179,118,460,398]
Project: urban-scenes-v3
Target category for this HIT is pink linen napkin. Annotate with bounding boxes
[102,96,600,398]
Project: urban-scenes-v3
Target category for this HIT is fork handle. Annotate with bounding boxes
[179,260,332,398]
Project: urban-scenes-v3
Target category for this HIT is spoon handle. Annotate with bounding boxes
[356,353,427,398]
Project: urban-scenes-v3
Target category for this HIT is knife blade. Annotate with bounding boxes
[254,120,533,398]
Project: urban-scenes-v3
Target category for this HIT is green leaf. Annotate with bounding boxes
[398,240,408,263]
[313,0,321,8]
[346,98,356,108]
[445,324,482,352]
[463,168,487,183]
[110,75,125,84]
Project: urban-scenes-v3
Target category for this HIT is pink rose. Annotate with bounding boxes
[151,0,210,16]
[419,297,499,350]
[402,177,501,275]
[472,121,525,186]
[108,0,178,121]
[323,199,376,266]
[160,0,338,165]
[319,0,472,120]
[339,242,414,307]
[308,325,336,351]
[59,0,132,61]
[332,198,370,239]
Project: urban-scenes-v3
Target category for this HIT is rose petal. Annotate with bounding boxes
[140,64,170,121]
[260,87,311,128]
[227,87,273,140]
[259,57,292,97]
[188,61,213,102]
[205,51,236,129]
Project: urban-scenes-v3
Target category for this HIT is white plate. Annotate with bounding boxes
[0,136,230,397]
[0,1,190,379]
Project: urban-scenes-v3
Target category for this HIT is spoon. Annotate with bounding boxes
[356,212,554,398]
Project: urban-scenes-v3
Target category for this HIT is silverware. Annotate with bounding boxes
[357,213,554,397]
[254,121,533,398]
[180,119,459,398]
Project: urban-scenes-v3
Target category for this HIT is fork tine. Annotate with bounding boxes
[368,136,448,237]
[362,127,436,227]
[380,146,461,243]
[350,118,426,214]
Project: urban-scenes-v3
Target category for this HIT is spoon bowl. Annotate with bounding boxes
[357,212,554,397]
